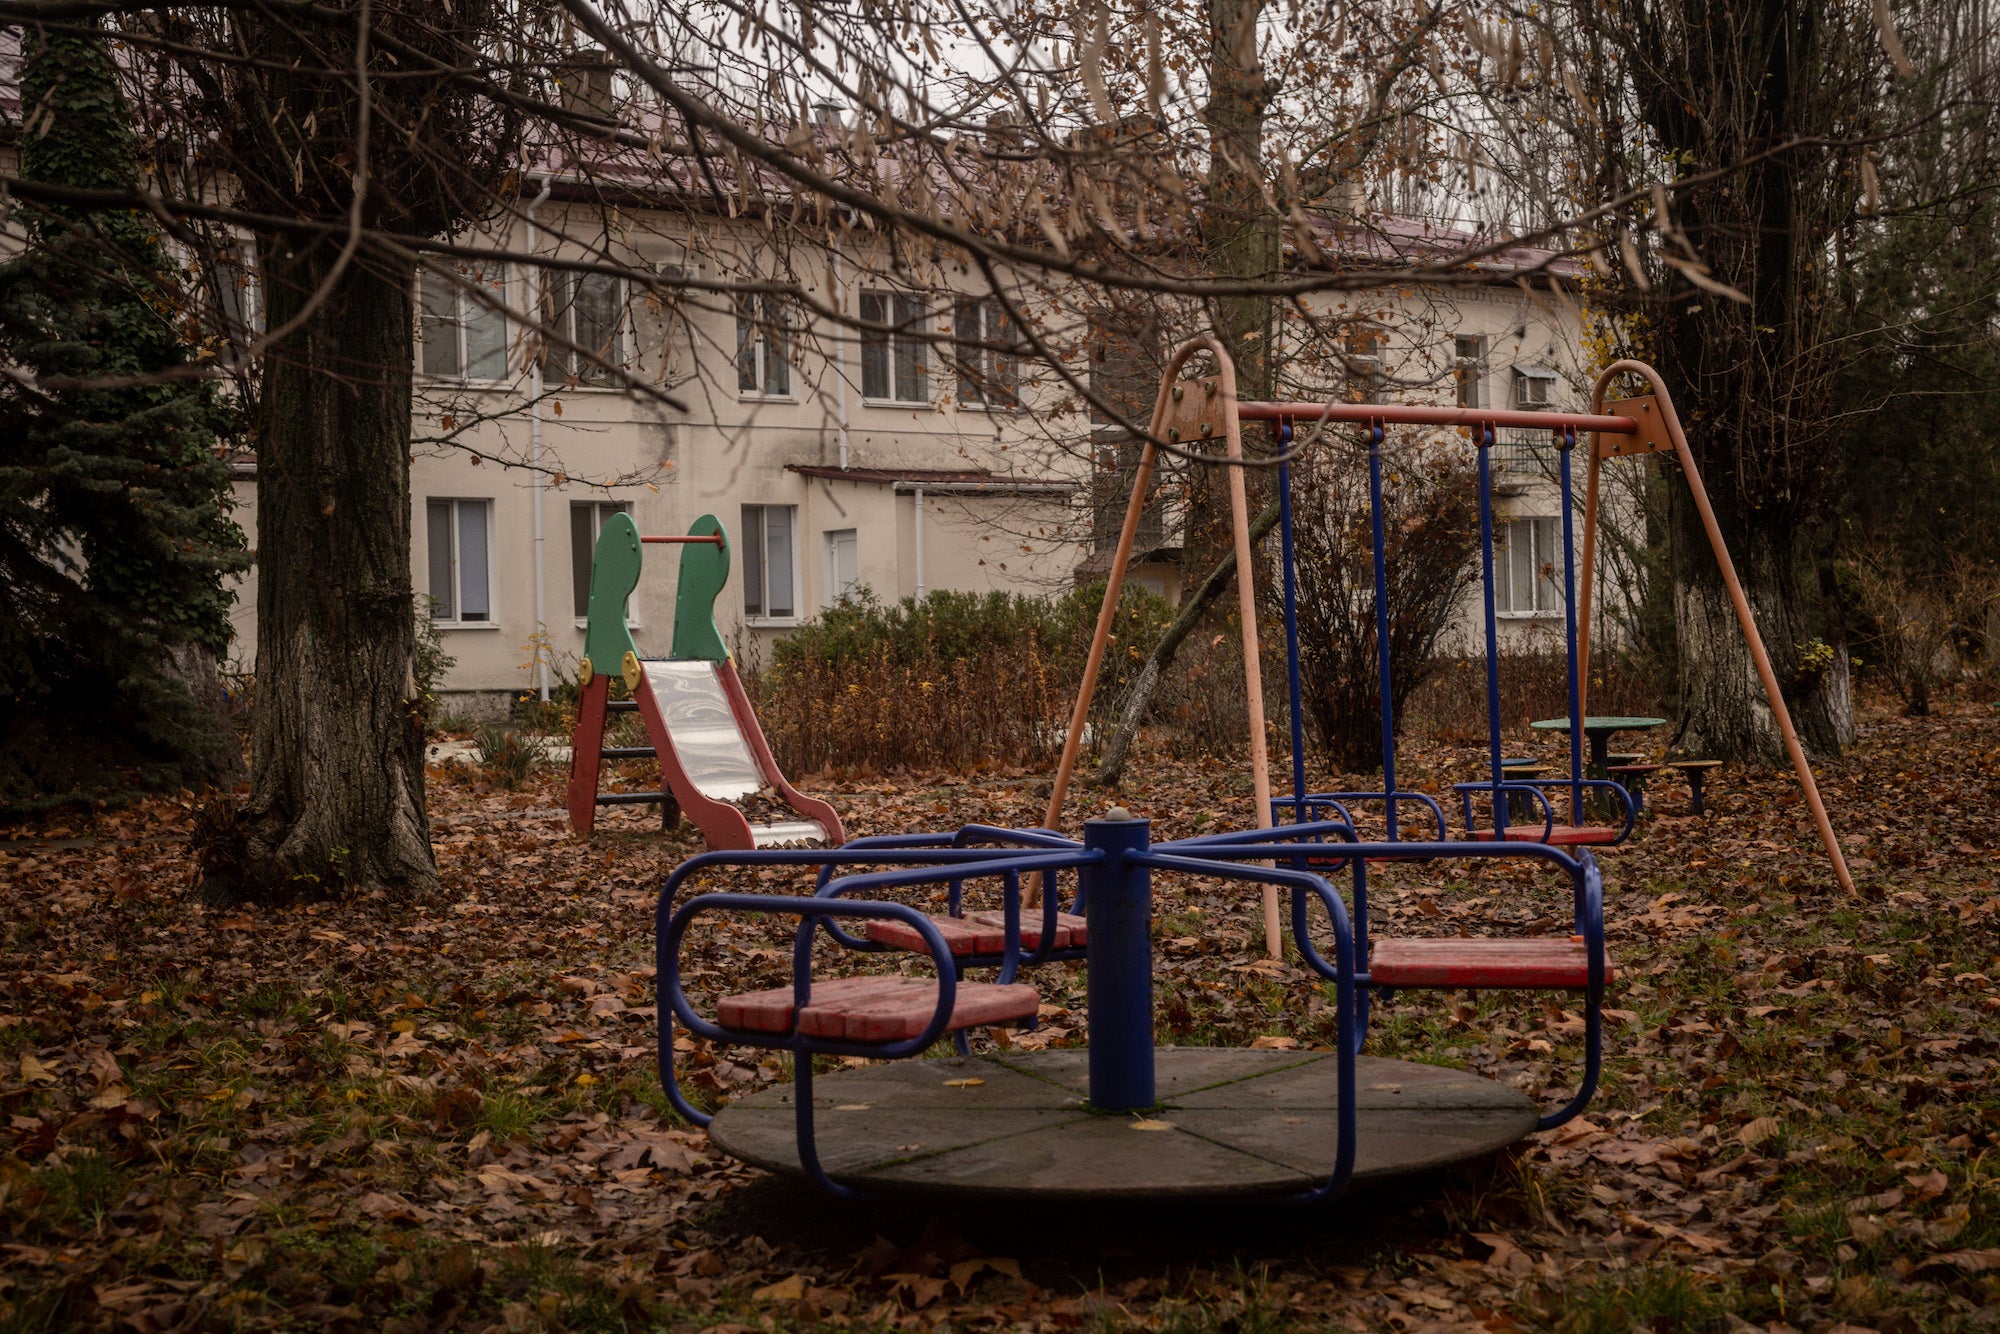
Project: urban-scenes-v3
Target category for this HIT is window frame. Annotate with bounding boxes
[1514,366,1557,410]
[1494,515,1566,618]
[426,497,498,628]
[734,293,794,400]
[1454,335,1487,409]
[859,290,932,405]
[206,236,263,366]
[953,296,1022,410]
[825,527,859,602]
[740,503,801,625]
[1343,324,1389,402]
[569,499,636,625]
[418,261,510,383]
[544,270,629,388]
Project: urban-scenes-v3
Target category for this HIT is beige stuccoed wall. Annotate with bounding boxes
[221,202,1092,716]
[1296,278,1637,657]
[218,198,1615,714]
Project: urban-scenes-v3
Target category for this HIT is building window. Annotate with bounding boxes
[1495,517,1564,616]
[825,528,859,602]
[207,237,262,364]
[544,271,626,385]
[741,504,797,620]
[419,261,508,380]
[427,499,493,623]
[570,500,631,619]
[1514,366,1557,409]
[860,291,929,403]
[735,294,792,398]
[953,297,1020,408]
[1454,335,1486,409]
[1344,325,1387,401]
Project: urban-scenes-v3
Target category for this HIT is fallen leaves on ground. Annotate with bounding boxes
[0,694,1997,1330]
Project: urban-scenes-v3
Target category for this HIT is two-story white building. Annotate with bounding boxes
[217,170,1600,718]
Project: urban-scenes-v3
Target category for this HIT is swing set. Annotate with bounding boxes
[1049,343,1855,954]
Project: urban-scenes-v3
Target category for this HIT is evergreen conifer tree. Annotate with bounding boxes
[0,20,248,812]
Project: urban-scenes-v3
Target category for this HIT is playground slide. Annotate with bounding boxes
[565,513,844,849]
[633,657,837,848]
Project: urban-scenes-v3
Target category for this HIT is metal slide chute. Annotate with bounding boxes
[566,513,843,850]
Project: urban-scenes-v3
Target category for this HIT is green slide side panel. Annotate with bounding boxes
[582,512,643,677]
[672,514,731,662]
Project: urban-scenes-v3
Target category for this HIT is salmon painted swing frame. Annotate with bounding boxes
[1049,342,1854,957]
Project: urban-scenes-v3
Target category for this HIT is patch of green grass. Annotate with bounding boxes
[1148,1272,1294,1334]
[31,1151,127,1231]
[491,1238,660,1332]
[238,981,307,1020]
[629,1075,697,1127]
[472,1090,549,1143]
[281,1227,387,1295]
[0,1021,50,1055]
[1783,1199,1849,1257]
[1538,1264,1732,1333]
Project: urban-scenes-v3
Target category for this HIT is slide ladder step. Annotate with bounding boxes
[865,910,1088,959]
[606,700,640,713]
[1465,825,1621,847]
[596,791,670,806]
[717,975,1040,1042]
[1370,937,1607,989]
[601,746,657,759]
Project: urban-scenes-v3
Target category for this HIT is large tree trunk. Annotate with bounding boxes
[1187,0,1280,572]
[1607,0,1870,765]
[1671,482,1853,763]
[206,240,437,903]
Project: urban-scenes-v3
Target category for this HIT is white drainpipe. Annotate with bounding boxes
[913,486,926,599]
[526,171,554,702]
[832,249,849,470]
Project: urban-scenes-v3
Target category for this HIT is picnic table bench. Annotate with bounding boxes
[1606,762,1665,812]
[1664,759,1723,815]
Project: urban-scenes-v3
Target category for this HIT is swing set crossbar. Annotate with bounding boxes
[1234,401,1642,435]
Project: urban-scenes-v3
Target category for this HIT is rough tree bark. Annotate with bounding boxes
[1669,478,1853,762]
[159,3,525,902]
[1603,0,1871,761]
[1187,0,1281,568]
[209,242,436,902]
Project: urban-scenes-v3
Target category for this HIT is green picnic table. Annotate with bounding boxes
[1530,716,1669,780]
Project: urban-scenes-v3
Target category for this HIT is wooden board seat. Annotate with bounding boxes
[717,975,1040,1042]
[1369,937,1608,989]
[864,910,1088,958]
[1465,825,1622,846]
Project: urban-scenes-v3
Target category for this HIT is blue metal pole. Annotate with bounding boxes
[1476,427,1506,834]
[1278,422,1307,819]
[1558,429,1585,824]
[1366,422,1398,839]
[1083,811,1154,1111]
